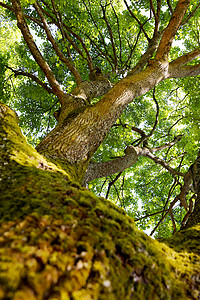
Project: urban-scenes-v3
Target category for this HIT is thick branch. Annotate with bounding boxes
[84,137,184,184]
[169,48,200,69]
[83,146,138,184]
[155,0,191,61]
[169,63,200,78]
[36,60,181,163]
[50,77,113,123]
[11,0,66,104]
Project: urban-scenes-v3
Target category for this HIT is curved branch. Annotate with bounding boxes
[84,136,184,184]
[6,66,54,94]
[34,1,82,85]
[83,146,138,184]
[137,147,184,177]
[11,0,66,104]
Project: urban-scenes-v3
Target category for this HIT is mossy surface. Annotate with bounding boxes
[0,103,200,299]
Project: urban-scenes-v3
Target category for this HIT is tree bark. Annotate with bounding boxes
[36,61,169,170]
[0,102,200,299]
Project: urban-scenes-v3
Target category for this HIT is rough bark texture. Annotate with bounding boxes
[36,61,169,170]
[1,103,200,300]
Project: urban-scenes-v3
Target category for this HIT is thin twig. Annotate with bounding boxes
[135,208,168,221]
[106,172,122,199]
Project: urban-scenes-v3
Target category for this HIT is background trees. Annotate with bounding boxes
[0,0,200,236]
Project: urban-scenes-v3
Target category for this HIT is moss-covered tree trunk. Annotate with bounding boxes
[1,103,200,300]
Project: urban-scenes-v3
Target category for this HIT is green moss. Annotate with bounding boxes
[162,225,200,254]
[1,103,200,299]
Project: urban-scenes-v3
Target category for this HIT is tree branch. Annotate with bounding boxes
[149,0,161,33]
[137,147,184,177]
[39,0,94,71]
[100,3,118,70]
[166,0,174,14]
[150,195,179,235]
[6,66,54,94]
[106,172,122,199]
[84,134,184,184]
[155,0,191,61]
[169,48,200,69]
[11,0,66,104]
[151,135,183,152]
[111,2,122,65]
[135,208,168,221]
[33,1,82,85]
[83,146,138,184]
[112,122,146,138]
[169,52,200,78]
[128,32,162,76]
[137,88,159,146]
[169,208,177,233]
[51,0,94,71]
[0,2,43,27]
[180,194,196,229]
[124,0,150,41]
[181,2,200,25]
[82,0,115,69]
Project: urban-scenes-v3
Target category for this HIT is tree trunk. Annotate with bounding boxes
[1,102,200,300]
[36,61,168,181]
